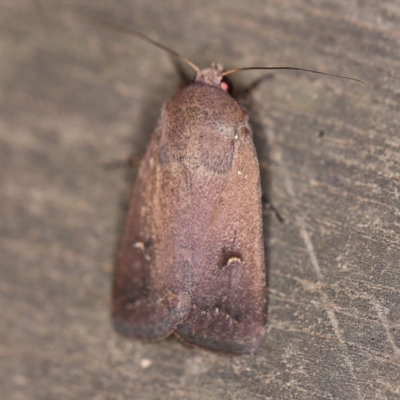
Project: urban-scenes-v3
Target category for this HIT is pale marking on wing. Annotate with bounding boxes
[227,256,241,266]
[133,241,151,261]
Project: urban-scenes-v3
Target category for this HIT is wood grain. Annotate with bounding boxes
[1,0,399,399]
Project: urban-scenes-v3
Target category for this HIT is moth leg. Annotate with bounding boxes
[102,155,142,170]
[262,193,284,223]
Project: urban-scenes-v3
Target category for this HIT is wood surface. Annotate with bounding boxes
[1,1,399,399]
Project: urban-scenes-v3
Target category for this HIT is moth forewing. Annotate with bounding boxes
[112,123,192,339]
[172,108,266,355]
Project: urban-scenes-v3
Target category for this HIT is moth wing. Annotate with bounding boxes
[174,127,266,354]
[113,124,192,339]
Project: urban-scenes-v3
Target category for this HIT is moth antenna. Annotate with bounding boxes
[222,66,365,84]
[88,17,200,74]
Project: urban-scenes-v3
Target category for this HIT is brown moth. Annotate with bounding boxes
[113,62,266,354]
[94,20,364,355]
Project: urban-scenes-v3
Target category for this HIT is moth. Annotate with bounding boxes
[114,62,266,354]
[94,20,363,355]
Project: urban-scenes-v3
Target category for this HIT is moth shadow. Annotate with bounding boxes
[234,73,274,327]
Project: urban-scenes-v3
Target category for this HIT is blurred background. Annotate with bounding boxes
[1,1,399,399]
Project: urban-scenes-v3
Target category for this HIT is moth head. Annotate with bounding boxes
[194,63,233,94]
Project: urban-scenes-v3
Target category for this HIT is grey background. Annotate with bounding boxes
[1,1,399,399]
